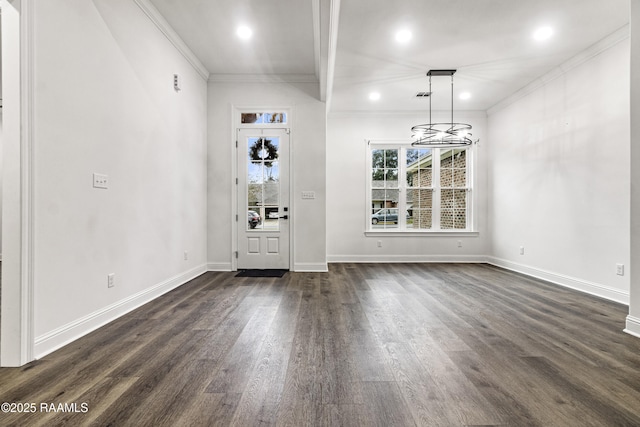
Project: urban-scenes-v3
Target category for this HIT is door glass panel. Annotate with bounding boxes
[247,137,280,231]
[248,162,263,183]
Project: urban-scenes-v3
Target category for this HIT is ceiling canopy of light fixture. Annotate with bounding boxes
[411,70,474,149]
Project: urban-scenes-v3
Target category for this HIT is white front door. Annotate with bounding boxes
[237,128,290,270]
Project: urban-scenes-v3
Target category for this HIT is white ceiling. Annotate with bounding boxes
[148,0,630,112]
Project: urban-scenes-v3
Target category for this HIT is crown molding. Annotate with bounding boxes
[487,24,630,116]
[328,109,488,119]
[133,0,210,81]
[208,73,319,84]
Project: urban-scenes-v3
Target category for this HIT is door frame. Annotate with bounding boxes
[1,0,35,367]
[231,106,293,271]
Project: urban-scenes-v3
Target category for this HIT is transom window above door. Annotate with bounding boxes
[241,112,287,125]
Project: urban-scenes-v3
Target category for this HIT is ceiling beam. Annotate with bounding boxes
[314,0,341,107]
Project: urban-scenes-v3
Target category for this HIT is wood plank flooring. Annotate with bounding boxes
[1,263,640,426]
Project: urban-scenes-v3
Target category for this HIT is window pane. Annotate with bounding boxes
[371,189,400,229]
[372,149,385,169]
[407,170,417,187]
[264,182,279,206]
[248,162,263,184]
[407,188,414,210]
[371,190,385,214]
[406,148,433,188]
[441,209,454,229]
[412,209,432,229]
[441,189,454,209]
[453,189,467,209]
[454,209,466,229]
[248,184,262,207]
[408,188,432,209]
[241,112,287,124]
[385,189,399,207]
[407,158,432,188]
[385,169,398,184]
[454,169,466,187]
[262,113,286,123]
[419,168,432,187]
[372,169,385,188]
[440,167,453,188]
[453,149,466,168]
[385,149,398,168]
[248,138,263,162]
[264,161,279,182]
[247,209,262,230]
[242,113,261,124]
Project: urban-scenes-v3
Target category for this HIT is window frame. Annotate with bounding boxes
[365,140,477,236]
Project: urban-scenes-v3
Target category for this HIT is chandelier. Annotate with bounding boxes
[411,69,473,148]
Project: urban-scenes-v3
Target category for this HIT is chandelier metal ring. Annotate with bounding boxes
[411,123,473,148]
[411,70,474,148]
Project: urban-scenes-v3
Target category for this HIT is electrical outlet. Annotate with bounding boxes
[93,173,109,189]
[520,246,525,255]
[184,251,189,261]
[377,240,382,248]
[107,273,115,288]
[616,264,624,276]
[457,240,462,248]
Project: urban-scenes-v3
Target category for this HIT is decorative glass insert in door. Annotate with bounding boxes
[247,137,280,231]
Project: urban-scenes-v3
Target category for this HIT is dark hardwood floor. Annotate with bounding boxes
[1,263,640,426]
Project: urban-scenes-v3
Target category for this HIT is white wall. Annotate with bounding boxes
[628,0,640,336]
[207,81,327,272]
[0,11,3,257]
[31,0,208,357]
[488,37,630,304]
[0,114,3,258]
[326,112,490,262]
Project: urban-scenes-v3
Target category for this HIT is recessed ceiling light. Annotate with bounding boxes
[369,92,381,101]
[395,29,412,44]
[237,25,253,40]
[533,26,553,41]
[459,92,471,100]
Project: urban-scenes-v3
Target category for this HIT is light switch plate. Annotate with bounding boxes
[302,191,315,200]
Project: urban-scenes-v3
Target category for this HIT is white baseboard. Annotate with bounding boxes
[625,315,640,338]
[293,263,328,272]
[34,264,208,359]
[327,254,488,264]
[487,257,629,305]
[207,262,233,271]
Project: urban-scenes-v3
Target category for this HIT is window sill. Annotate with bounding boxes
[364,230,479,237]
